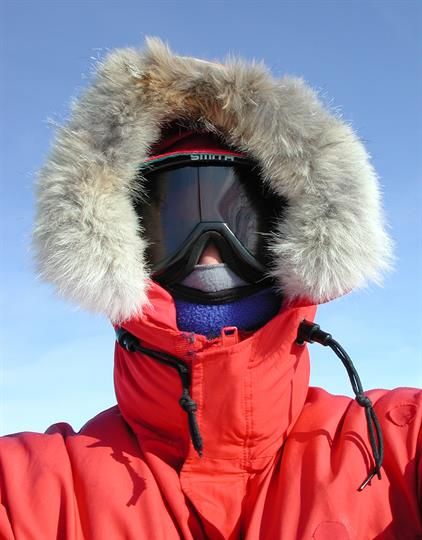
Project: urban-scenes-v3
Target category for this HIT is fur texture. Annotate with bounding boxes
[34,38,392,322]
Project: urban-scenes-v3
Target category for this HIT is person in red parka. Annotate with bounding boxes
[1,38,421,540]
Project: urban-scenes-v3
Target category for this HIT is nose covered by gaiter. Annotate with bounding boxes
[175,264,281,338]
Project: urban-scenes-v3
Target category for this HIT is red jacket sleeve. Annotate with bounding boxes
[0,423,80,539]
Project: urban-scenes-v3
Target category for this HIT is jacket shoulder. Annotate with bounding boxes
[279,390,421,538]
[0,406,129,538]
[0,405,132,492]
[301,386,421,475]
[0,405,123,449]
[306,385,421,402]
[303,386,421,432]
[305,386,421,418]
[0,418,78,538]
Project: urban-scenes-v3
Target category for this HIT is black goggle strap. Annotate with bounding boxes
[139,152,253,174]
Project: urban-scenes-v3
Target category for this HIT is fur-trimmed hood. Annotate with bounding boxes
[34,38,392,322]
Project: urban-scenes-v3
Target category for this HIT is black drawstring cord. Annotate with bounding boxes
[296,320,384,491]
[115,328,203,457]
[116,322,383,485]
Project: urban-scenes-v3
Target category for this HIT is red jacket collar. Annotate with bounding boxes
[114,281,317,469]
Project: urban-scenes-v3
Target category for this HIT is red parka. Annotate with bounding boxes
[3,38,420,539]
[1,283,421,539]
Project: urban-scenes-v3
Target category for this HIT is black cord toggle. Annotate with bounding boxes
[115,327,139,352]
[116,327,203,457]
[296,320,384,492]
[296,320,332,346]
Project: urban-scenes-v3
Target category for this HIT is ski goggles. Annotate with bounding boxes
[135,153,285,285]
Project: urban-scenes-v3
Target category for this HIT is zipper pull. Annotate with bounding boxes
[221,326,239,346]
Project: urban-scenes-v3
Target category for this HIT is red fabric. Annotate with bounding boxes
[145,127,245,163]
[1,282,421,539]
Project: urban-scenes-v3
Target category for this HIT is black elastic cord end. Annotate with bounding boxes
[296,320,332,346]
[358,468,382,492]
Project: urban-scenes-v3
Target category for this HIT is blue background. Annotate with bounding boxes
[1,0,421,434]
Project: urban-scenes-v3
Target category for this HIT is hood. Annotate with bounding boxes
[34,37,392,322]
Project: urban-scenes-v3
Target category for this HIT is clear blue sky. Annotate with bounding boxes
[1,0,421,435]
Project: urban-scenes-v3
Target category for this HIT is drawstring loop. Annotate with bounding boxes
[116,328,203,456]
[296,320,384,492]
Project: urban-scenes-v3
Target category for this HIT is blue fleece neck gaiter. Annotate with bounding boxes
[174,264,281,338]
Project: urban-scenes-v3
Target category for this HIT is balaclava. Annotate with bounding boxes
[141,126,282,337]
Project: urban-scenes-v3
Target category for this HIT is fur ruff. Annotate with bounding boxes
[34,38,392,322]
